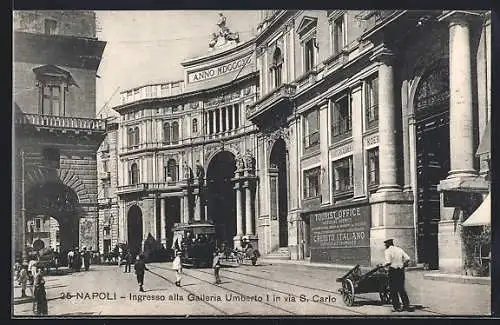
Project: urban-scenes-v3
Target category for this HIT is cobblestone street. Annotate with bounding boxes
[13,262,491,316]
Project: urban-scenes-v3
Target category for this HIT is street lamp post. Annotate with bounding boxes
[21,149,28,263]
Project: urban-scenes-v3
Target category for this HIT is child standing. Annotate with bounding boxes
[172,251,182,287]
[212,251,222,284]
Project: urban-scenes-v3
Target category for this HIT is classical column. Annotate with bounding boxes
[231,105,236,132]
[234,181,243,235]
[219,108,223,134]
[160,198,166,245]
[59,84,65,116]
[445,12,476,177]
[370,45,400,191]
[225,107,230,133]
[244,181,253,235]
[212,110,217,135]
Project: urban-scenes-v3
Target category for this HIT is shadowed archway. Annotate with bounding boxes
[127,205,143,255]
[206,151,236,247]
[25,181,81,255]
[269,138,288,247]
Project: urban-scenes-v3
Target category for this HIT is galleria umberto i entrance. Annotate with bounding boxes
[97,11,491,273]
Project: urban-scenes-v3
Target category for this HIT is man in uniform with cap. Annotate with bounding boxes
[383,238,412,312]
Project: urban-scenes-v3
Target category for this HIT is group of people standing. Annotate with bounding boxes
[67,247,92,272]
[15,262,48,316]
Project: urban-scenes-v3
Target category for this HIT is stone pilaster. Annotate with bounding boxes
[160,198,166,245]
[234,180,243,248]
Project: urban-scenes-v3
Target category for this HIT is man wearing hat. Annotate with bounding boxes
[172,251,183,287]
[383,239,411,312]
[134,254,149,292]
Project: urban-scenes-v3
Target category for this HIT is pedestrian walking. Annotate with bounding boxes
[212,250,222,284]
[172,251,182,287]
[67,249,74,269]
[134,254,149,292]
[125,250,133,273]
[32,267,48,316]
[82,247,91,271]
[28,259,37,285]
[18,264,29,297]
[383,239,412,312]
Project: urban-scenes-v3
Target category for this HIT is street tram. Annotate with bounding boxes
[172,222,217,268]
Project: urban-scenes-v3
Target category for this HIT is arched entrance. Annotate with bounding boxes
[25,181,80,258]
[206,151,236,247]
[127,205,143,255]
[414,61,450,270]
[270,138,288,247]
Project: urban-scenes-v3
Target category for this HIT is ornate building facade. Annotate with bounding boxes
[98,10,491,274]
[13,11,107,258]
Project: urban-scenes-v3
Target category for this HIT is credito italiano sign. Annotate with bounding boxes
[188,56,252,83]
[309,205,371,265]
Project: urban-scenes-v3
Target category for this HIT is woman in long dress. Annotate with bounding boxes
[32,267,48,316]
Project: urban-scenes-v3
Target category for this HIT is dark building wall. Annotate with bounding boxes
[13,10,97,38]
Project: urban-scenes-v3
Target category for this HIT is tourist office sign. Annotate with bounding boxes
[309,204,371,265]
[188,55,252,83]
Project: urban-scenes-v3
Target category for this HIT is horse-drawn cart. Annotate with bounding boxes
[336,264,390,306]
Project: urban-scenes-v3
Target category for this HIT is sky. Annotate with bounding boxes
[95,10,260,114]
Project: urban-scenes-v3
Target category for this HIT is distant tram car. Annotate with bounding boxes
[172,223,217,268]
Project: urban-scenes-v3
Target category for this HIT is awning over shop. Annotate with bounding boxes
[462,194,490,227]
[476,120,490,157]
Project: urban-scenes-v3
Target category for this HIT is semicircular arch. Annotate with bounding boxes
[25,167,91,204]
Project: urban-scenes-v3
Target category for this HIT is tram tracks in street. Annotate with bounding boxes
[148,264,297,315]
[213,266,447,316]
[148,264,365,315]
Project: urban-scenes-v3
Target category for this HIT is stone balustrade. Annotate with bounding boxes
[16,113,106,131]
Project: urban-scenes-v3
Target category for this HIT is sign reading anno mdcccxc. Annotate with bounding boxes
[188,56,252,83]
[309,204,371,265]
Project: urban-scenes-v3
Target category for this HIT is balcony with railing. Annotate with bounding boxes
[246,83,296,121]
[15,113,106,134]
[116,183,148,195]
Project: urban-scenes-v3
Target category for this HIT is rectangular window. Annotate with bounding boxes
[304,38,316,72]
[35,218,41,230]
[303,109,320,149]
[332,156,354,195]
[43,147,60,168]
[303,167,321,199]
[102,160,108,172]
[42,85,61,115]
[151,85,157,97]
[332,15,345,54]
[234,104,240,129]
[367,147,379,188]
[44,19,57,35]
[365,75,379,128]
[331,93,352,141]
[104,226,111,236]
[145,86,151,97]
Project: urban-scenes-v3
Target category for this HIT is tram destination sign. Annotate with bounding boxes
[309,204,371,265]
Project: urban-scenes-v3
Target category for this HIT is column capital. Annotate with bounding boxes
[437,10,482,25]
[369,44,396,65]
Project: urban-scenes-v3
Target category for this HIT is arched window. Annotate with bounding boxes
[130,163,139,185]
[271,47,283,88]
[166,159,178,182]
[192,118,198,134]
[163,122,171,144]
[127,128,134,147]
[172,121,179,144]
[134,126,140,146]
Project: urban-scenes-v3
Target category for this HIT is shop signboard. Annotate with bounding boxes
[309,204,371,265]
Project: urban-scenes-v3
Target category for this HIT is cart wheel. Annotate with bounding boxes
[379,289,390,304]
[342,279,355,306]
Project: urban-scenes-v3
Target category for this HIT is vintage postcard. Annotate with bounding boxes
[12,10,492,317]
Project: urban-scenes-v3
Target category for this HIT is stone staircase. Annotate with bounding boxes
[264,247,291,260]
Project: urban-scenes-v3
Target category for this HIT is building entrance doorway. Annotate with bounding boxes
[127,205,143,255]
[164,197,181,250]
[270,138,288,247]
[206,151,236,247]
[414,61,450,270]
